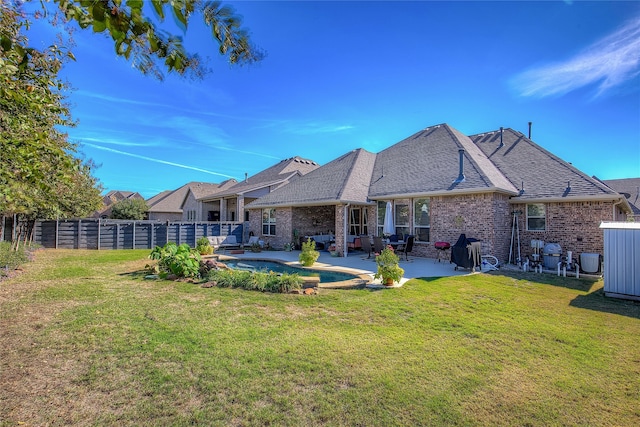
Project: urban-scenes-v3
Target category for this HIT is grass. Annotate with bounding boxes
[1,249,639,426]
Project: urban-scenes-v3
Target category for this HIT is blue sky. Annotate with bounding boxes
[29,1,640,198]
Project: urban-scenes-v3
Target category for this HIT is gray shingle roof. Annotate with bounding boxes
[147,182,221,213]
[470,128,619,201]
[247,149,376,208]
[368,124,517,198]
[201,156,319,200]
[601,178,640,215]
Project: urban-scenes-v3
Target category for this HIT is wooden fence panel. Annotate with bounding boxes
[33,220,244,250]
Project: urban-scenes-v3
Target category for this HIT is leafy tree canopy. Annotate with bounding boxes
[19,0,264,80]
[110,198,148,220]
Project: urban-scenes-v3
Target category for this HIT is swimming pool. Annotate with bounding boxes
[221,259,360,284]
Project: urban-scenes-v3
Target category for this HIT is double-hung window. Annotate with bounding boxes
[262,208,276,235]
[413,198,430,242]
[526,204,546,231]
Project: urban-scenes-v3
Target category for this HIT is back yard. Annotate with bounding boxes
[1,249,638,426]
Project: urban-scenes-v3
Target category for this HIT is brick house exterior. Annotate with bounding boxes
[247,124,631,263]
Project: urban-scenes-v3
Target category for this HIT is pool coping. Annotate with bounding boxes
[214,254,373,289]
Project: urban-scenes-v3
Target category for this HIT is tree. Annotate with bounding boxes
[32,0,264,80]
[1,4,103,246]
[110,198,148,220]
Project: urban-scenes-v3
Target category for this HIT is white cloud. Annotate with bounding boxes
[512,15,640,98]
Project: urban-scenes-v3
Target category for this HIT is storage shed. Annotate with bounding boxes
[600,222,640,301]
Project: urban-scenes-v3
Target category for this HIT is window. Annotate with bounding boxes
[413,198,430,242]
[262,208,276,235]
[394,203,410,238]
[186,210,196,221]
[527,204,546,231]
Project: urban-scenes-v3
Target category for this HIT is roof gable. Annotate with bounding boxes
[470,128,619,200]
[247,149,376,208]
[368,124,517,198]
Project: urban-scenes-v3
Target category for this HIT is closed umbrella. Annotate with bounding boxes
[383,201,394,236]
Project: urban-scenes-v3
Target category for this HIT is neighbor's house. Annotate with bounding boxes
[146,156,319,227]
[93,190,145,219]
[146,182,230,221]
[600,178,640,222]
[246,123,631,263]
[195,156,319,226]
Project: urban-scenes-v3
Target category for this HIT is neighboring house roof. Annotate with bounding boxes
[147,182,227,214]
[94,190,144,218]
[200,156,319,201]
[470,128,621,202]
[248,149,376,208]
[369,124,517,199]
[600,178,640,215]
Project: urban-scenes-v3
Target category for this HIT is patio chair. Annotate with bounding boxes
[360,235,373,259]
[398,235,414,261]
[373,236,385,254]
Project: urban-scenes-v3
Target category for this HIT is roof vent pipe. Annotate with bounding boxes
[454,149,466,183]
[245,172,248,183]
[499,127,504,148]
[528,121,532,139]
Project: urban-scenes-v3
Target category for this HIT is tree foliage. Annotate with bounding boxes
[1,4,103,248]
[110,198,148,220]
[38,0,263,80]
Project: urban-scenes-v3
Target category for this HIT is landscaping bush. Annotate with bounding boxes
[0,242,29,274]
[206,269,302,293]
[149,242,201,279]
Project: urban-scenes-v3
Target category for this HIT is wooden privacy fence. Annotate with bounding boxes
[34,219,244,250]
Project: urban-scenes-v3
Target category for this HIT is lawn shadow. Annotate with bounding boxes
[118,269,150,280]
[570,288,640,320]
[487,270,596,293]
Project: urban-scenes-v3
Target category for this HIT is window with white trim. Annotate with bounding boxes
[377,201,386,236]
[413,198,430,242]
[526,204,546,231]
[262,208,276,235]
[349,207,369,236]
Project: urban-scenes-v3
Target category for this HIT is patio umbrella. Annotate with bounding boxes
[383,201,394,236]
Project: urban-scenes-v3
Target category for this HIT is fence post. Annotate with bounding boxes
[132,221,136,249]
[97,218,101,250]
[55,218,59,249]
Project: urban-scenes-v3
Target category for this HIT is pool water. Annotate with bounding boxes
[222,260,358,283]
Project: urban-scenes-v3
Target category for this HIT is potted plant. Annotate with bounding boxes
[299,238,320,266]
[374,245,404,286]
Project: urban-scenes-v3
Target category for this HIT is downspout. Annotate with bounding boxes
[612,197,624,221]
[343,203,350,257]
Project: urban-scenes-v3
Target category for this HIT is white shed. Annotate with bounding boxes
[600,222,640,301]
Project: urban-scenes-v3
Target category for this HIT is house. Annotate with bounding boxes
[599,178,640,221]
[246,123,631,263]
[93,190,145,219]
[146,182,229,221]
[196,156,319,224]
[146,157,319,226]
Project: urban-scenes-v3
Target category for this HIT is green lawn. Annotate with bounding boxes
[1,249,638,426]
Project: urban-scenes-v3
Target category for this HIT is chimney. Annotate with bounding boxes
[528,121,532,139]
[499,127,504,148]
[454,149,466,183]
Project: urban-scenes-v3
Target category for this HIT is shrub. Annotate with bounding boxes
[299,238,319,266]
[206,269,302,293]
[196,237,214,255]
[0,242,29,273]
[149,242,201,278]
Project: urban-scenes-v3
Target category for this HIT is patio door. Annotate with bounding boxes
[349,207,368,236]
